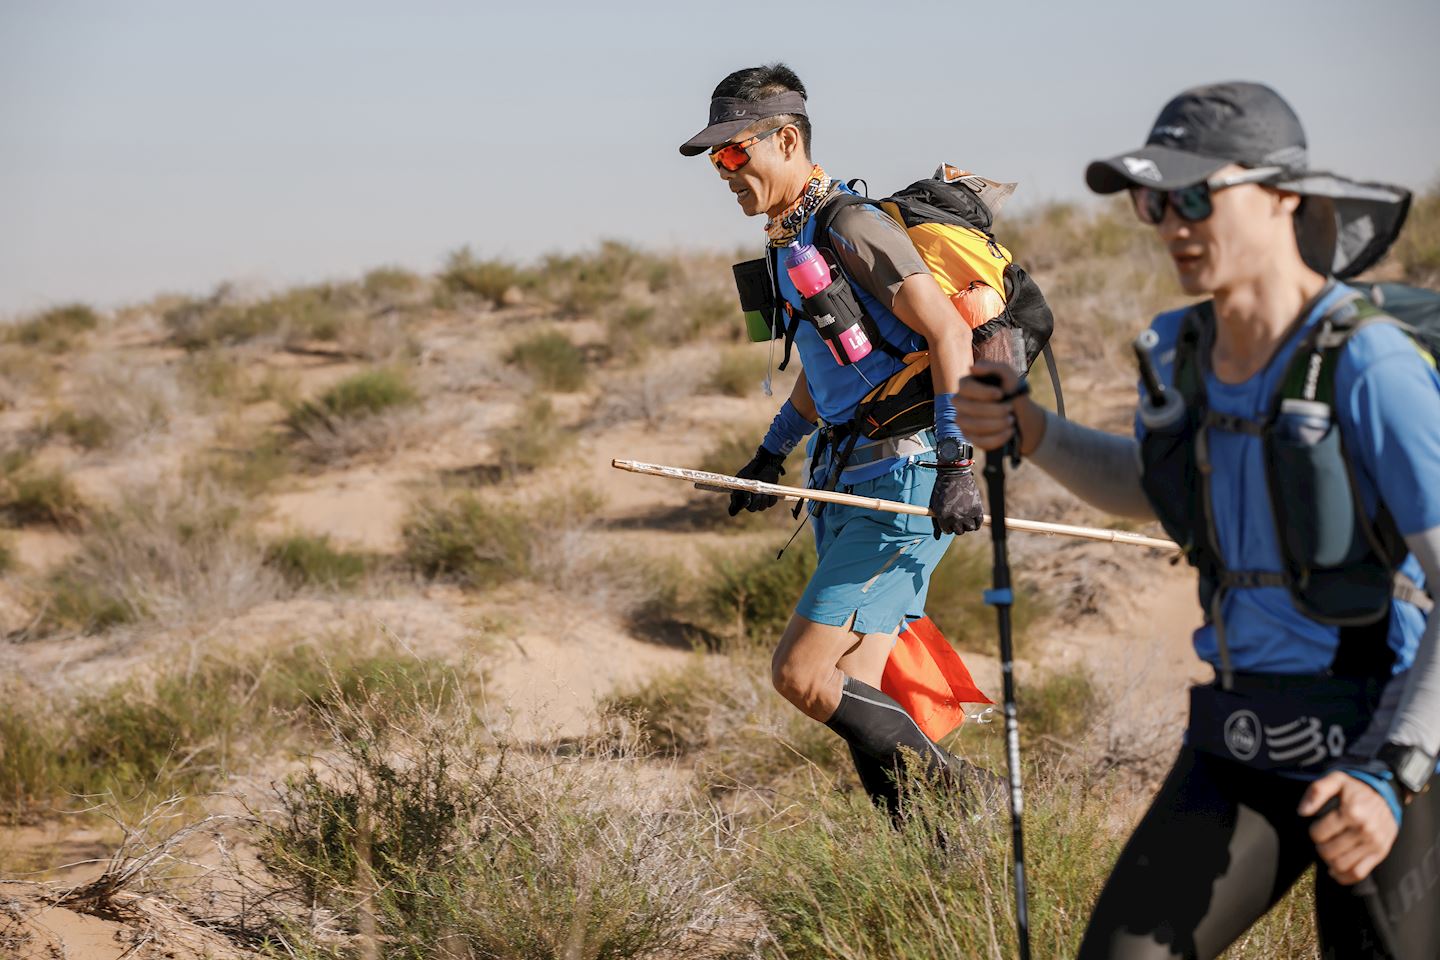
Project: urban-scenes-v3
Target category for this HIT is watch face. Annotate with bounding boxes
[938,438,961,462]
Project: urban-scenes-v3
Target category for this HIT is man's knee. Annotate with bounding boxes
[771,652,826,712]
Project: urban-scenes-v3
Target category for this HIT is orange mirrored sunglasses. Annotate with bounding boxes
[709,125,784,172]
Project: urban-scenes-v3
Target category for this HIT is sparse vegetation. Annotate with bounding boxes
[707,345,768,396]
[926,538,1049,653]
[487,395,570,478]
[0,456,85,528]
[42,408,114,450]
[402,486,602,589]
[285,367,422,464]
[0,640,459,823]
[4,303,99,352]
[703,539,816,644]
[31,482,275,635]
[265,533,371,589]
[506,329,587,391]
[1391,181,1440,285]
[440,247,534,307]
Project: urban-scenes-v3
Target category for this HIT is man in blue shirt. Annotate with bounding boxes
[953,82,1438,957]
[679,64,991,817]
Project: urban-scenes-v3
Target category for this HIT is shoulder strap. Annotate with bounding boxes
[808,191,870,251]
[1172,301,1212,408]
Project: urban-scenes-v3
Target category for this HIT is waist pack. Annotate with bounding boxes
[1188,672,1383,771]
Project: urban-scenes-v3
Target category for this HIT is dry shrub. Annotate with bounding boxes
[706,345,769,397]
[53,354,187,449]
[0,454,85,529]
[31,480,279,635]
[0,637,458,823]
[285,367,426,465]
[440,247,536,308]
[258,701,738,959]
[3,303,99,353]
[591,351,701,427]
[1390,181,1440,286]
[507,328,588,391]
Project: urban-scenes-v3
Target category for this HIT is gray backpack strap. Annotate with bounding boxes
[1041,342,1065,419]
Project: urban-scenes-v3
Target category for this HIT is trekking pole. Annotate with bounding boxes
[976,369,1032,960]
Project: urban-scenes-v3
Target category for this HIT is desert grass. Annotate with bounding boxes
[3,303,100,353]
[0,454,85,529]
[706,345,770,397]
[0,636,460,825]
[264,533,372,590]
[30,480,278,635]
[506,328,588,391]
[285,367,425,465]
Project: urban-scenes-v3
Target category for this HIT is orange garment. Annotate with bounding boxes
[881,616,991,741]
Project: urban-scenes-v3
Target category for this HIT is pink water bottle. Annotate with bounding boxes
[785,242,873,365]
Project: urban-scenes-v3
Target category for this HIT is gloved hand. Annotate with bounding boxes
[728,446,788,516]
[930,465,984,538]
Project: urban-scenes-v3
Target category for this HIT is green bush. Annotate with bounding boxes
[488,396,572,478]
[0,464,85,528]
[265,534,370,589]
[703,540,816,643]
[192,438,293,496]
[165,283,356,350]
[0,643,458,823]
[5,303,99,352]
[538,240,667,319]
[706,346,768,397]
[260,708,730,959]
[506,330,587,391]
[440,248,533,307]
[42,567,138,633]
[43,409,114,450]
[402,487,601,589]
[286,367,418,434]
[362,265,423,299]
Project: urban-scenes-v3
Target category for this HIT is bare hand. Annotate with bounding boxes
[953,361,1042,453]
[1300,771,1399,885]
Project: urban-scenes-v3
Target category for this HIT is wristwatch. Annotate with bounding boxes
[936,438,974,468]
[1378,742,1436,803]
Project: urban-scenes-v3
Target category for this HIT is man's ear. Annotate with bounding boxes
[779,123,804,161]
[1274,189,1302,216]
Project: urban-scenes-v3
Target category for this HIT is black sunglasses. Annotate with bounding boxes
[1130,166,1284,225]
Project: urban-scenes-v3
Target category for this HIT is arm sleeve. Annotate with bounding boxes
[1352,525,1440,761]
[1028,408,1156,520]
[825,204,929,310]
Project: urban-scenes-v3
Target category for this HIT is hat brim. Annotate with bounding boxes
[1086,144,1232,194]
[678,118,755,157]
[1281,173,1412,279]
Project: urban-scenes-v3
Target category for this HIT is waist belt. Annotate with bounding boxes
[839,429,936,473]
[1188,673,1382,772]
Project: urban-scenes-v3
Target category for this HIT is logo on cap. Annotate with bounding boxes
[1122,157,1162,182]
[1152,124,1188,142]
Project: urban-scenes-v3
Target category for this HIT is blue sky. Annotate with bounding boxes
[2,0,1437,315]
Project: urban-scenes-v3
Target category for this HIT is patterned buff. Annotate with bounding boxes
[764,164,833,247]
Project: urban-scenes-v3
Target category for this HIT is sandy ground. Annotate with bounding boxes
[0,294,1215,957]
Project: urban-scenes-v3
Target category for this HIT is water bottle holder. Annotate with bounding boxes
[801,278,871,365]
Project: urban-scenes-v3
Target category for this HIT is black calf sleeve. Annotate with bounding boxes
[847,742,901,819]
[825,675,951,778]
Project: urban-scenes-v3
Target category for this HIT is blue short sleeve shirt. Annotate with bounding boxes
[1139,283,1440,675]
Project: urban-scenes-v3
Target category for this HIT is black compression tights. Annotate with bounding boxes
[1078,747,1393,959]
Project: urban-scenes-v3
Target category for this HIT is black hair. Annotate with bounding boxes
[711,63,811,157]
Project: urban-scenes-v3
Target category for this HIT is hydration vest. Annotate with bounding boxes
[1139,287,1436,679]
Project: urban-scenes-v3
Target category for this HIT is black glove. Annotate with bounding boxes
[930,465,984,538]
[728,446,787,516]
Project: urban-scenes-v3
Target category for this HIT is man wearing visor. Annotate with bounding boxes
[953,81,1440,957]
[679,63,993,818]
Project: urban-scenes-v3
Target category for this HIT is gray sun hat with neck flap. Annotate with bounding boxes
[1085,81,1412,279]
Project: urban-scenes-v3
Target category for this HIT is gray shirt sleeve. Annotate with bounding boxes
[825,202,929,310]
[1028,408,1155,520]
[1352,525,1440,764]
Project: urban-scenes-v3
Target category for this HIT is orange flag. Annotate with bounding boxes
[881,616,992,741]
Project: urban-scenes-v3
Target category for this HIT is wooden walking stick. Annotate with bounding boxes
[611,459,1179,552]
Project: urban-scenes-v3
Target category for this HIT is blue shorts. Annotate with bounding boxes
[795,457,954,635]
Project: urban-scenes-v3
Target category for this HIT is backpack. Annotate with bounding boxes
[808,165,1064,444]
[1138,282,1439,676]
